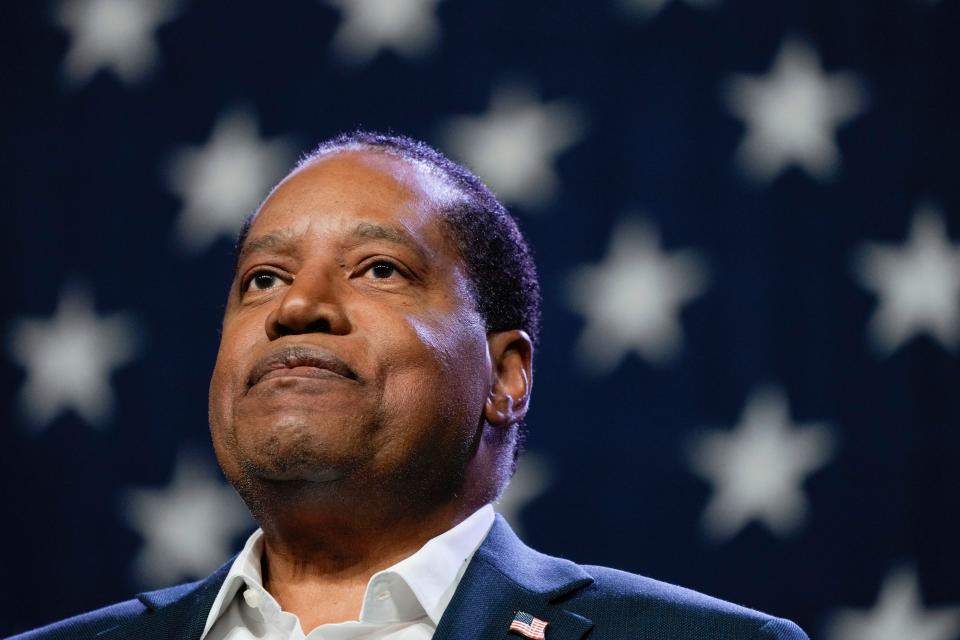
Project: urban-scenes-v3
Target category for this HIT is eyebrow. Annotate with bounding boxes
[349,221,429,260]
[236,221,430,266]
[236,228,300,265]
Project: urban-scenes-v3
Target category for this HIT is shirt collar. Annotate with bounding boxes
[365,503,495,625]
[200,526,269,638]
[201,504,495,635]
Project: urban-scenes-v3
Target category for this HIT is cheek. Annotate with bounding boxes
[378,309,490,431]
[210,330,244,398]
[209,320,259,436]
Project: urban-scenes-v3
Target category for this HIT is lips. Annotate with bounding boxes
[247,344,358,388]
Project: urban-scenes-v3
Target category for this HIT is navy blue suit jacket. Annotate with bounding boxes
[9,515,809,639]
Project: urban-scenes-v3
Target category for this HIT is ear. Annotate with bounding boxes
[484,330,533,429]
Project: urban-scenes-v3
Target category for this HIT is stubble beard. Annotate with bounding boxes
[220,412,479,531]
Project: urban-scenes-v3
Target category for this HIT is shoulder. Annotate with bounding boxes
[570,564,809,640]
[5,599,147,640]
[4,579,206,640]
[473,516,808,640]
[5,556,234,640]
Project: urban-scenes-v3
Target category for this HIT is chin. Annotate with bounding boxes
[227,450,357,518]
[245,432,363,480]
[244,456,347,483]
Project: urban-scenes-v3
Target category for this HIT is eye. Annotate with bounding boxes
[364,261,399,279]
[246,271,282,291]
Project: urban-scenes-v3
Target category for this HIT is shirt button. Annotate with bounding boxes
[243,588,263,608]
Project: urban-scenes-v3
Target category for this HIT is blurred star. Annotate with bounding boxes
[687,387,834,541]
[725,38,867,182]
[8,284,139,430]
[167,108,296,253]
[55,0,180,87]
[855,203,960,355]
[567,217,708,372]
[440,84,585,210]
[124,452,252,587]
[827,566,960,640]
[326,0,443,64]
[495,453,551,539]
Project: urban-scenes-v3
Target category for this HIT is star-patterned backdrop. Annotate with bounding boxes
[3,1,959,637]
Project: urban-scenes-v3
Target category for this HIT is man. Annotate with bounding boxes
[12,132,809,640]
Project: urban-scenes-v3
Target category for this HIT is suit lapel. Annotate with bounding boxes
[97,558,233,640]
[434,516,594,640]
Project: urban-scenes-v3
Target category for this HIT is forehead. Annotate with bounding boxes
[245,149,459,243]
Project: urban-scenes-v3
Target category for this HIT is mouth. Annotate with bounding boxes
[247,344,358,389]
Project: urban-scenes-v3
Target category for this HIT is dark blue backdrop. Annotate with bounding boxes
[4,1,960,637]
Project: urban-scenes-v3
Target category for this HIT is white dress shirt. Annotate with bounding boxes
[202,504,495,640]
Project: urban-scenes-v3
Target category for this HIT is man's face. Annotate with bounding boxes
[209,150,492,511]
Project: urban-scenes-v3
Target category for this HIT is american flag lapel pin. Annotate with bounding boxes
[509,611,548,639]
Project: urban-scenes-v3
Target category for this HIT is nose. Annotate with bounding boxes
[265,271,351,339]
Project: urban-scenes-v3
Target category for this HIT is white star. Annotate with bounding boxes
[496,452,552,539]
[687,388,834,541]
[166,108,296,252]
[827,566,960,640]
[7,284,139,431]
[854,203,960,355]
[124,452,252,587]
[620,0,718,19]
[724,38,867,182]
[54,0,180,87]
[566,217,708,373]
[326,0,444,64]
[439,84,585,210]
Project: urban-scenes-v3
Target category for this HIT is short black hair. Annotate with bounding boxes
[234,131,541,468]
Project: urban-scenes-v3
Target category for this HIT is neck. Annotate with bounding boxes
[261,500,476,578]
[237,428,508,630]
[253,492,482,630]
